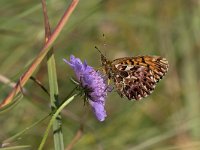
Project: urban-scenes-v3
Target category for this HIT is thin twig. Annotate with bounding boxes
[0,0,79,108]
[30,76,50,96]
[0,74,16,88]
[41,0,51,41]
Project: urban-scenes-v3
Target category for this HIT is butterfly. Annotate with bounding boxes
[95,47,169,100]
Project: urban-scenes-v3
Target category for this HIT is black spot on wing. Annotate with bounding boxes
[119,70,129,78]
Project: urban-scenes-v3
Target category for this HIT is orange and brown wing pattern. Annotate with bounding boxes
[109,56,169,100]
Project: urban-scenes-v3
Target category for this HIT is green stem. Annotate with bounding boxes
[38,94,77,150]
[62,86,78,104]
[47,50,64,150]
[42,0,65,148]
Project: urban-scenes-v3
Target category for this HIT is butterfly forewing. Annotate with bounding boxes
[103,55,169,100]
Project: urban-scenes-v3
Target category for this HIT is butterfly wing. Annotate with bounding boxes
[110,56,169,100]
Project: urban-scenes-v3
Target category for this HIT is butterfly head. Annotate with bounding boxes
[95,46,113,79]
[95,46,110,67]
[100,53,109,67]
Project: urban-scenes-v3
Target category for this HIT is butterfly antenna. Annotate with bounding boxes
[102,33,108,57]
[95,46,104,56]
[102,34,106,49]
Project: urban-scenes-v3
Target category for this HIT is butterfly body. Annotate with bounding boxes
[100,54,169,100]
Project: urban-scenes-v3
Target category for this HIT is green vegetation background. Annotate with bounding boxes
[1,0,200,149]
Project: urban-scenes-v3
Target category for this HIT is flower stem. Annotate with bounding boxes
[62,86,78,103]
[38,94,77,150]
[47,52,64,150]
[41,0,65,149]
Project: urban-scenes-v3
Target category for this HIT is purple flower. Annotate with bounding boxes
[63,55,108,121]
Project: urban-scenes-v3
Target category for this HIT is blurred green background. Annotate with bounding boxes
[1,0,200,149]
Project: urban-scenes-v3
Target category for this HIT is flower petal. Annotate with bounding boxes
[89,100,107,122]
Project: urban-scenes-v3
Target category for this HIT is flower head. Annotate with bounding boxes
[64,55,108,121]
